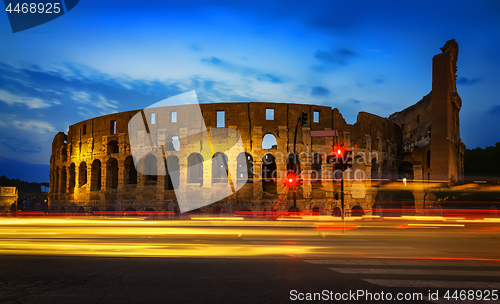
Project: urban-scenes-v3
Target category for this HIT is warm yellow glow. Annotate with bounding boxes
[190,217,244,221]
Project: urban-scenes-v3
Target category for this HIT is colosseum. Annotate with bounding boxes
[49,39,465,215]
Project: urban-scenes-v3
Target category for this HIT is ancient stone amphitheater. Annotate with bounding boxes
[49,40,465,215]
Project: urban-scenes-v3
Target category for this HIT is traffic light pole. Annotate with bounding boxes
[292,116,301,209]
[341,171,344,220]
[341,170,345,233]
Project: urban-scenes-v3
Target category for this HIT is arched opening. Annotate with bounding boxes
[124,156,137,185]
[394,190,415,213]
[262,154,277,194]
[165,135,180,151]
[212,152,229,184]
[372,204,383,217]
[107,140,119,154]
[61,147,67,162]
[312,206,320,215]
[427,150,431,169]
[371,158,379,180]
[165,155,180,190]
[79,162,87,187]
[68,163,75,193]
[188,153,204,185]
[262,134,277,150]
[237,152,253,184]
[55,167,59,194]
[351,206,364,217]
[145,207,155,212]
[311,153,323,186]
[332,207,341,217]
[398,161,414,180]
[144,154,158,182]
[381,160,389,179]
[60,166,67,194]
[106,158,119,189]
[91,160,102,191]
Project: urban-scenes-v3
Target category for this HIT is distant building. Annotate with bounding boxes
[49,40,464,215]
[0,186,18,211]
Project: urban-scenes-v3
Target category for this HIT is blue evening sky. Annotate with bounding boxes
[0,0,499,182]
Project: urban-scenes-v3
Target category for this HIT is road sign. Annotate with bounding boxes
[310,130,337,137]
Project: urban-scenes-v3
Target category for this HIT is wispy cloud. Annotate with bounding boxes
[314,48,358,65]
[0,136,42,154]
[456,76,483,85]
[201,56,285,84]
[0,89,53,109]
[11,119,56,134]
[311,86,331,97]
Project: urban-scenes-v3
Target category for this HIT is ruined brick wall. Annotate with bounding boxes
[389,39,465,183]
[49,40,465,214]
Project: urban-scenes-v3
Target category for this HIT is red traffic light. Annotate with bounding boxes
[284,172,300,188]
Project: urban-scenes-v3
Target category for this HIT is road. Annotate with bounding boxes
[0,216,499,303]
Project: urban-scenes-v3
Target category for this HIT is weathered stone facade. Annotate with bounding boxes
[49,40,465,215]
[0,187,18,211]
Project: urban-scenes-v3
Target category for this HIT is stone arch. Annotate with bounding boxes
[106,158,119,189]
[165,155,180,190]
[144,154,158,182]
[237,152,253,184]
[427,150,431,169]
[351,206,364,217]
[311,206,320,215]
[212,152,229,184]
[262,133,278,150]
[91,159,102,191]
[79,162,87,187]
[69,163,76,193]
[60,166,67,194]
[332,207,341,217]
[372,202,384,217]
[187,153,204,185]
[61,146,67,162]
[262,153,277,194]
[394,190,415,211]
[399,161,414,180]
[371,158,379,180]
[124,156,137,185]
[107,140,119,154]
[55,166,60,194]
[381,160,389,178]
[311,153,323,185]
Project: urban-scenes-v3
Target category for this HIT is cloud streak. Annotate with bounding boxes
[201,56,285,84]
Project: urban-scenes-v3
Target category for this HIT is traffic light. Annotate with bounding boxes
[284,171,300,189]
[301,112,308,126]
[327,147,344,170]
[344,149,353,170]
